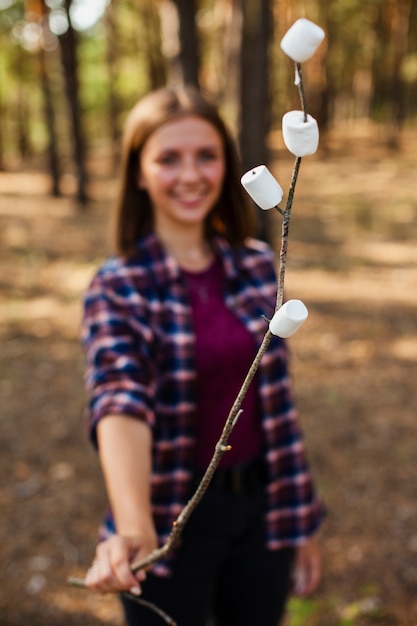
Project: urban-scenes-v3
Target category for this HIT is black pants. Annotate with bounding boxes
[121,486,295,626]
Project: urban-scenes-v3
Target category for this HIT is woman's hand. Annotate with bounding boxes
[85,529,158,595]
[292,537,321,597]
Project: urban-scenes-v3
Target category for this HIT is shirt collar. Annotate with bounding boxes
[134,232,240,286]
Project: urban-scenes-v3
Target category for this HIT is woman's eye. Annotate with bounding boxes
[158,153,179,165]
[198,151,218,162]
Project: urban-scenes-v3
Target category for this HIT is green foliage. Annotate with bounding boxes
[287,597,322,626]
[286,591,386,626]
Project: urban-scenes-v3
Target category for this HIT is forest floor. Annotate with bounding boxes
[1,122,417,626]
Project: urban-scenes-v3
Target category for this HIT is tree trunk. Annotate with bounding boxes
[158,0,200,87]
[386,0,412,149]
[313,0,334,133]
[141,0,166,90]
[370,2,387,120]
[58,0,88,205]
[104,2,122,167]
[15,47,32,160]
[0,86,4,170]
[220,0,242,131]
[38,41,61,196]
[239,0,273,242]
[172,0,200,86]
[35,3,61,196]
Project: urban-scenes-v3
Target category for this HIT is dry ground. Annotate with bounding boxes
[1,123,417,625]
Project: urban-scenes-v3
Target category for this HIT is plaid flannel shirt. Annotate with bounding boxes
[82,232,323,575]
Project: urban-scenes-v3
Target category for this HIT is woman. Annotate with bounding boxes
[83,85,323,626]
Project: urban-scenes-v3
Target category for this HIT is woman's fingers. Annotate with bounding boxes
[109,537,145,594]
[292,538,321,597]
[85,536,147,594]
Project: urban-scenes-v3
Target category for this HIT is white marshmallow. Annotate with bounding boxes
[280,18,325,63]
[269,299,308,338]
[282,111,319,157]
[240,165,283,210]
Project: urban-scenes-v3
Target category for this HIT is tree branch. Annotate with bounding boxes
[68,41,311,626]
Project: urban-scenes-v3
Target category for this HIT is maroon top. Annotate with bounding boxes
[182,258,263,469]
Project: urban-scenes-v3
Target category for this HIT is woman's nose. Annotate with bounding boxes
[178,158,201,181]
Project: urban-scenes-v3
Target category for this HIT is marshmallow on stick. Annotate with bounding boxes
[241,165,283,210]
[269,299,308,338]
[280,18,325,63]
[282,110,319,157]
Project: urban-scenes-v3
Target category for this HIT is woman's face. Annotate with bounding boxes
[137,115,226,233]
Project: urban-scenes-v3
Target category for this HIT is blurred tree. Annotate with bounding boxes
[1,0,417,191]
[217,0,242,128]
[38,31,61,196]
[238,0,273,241]
[172,0,200,86]
[385,0,413,148]
[13,45,32,159]
[303,0,330,131]
[0,58,6,169]
[140,0,166,89]
[238,0,272,171]
[103,2,122,164]
[0,89,3,170]
[0,0,25,165]
[158,0,200,87]
[25,0,61,195]
[57,0,88,205]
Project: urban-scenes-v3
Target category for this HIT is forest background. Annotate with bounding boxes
[1,0,417,204]
[1,1,417,625]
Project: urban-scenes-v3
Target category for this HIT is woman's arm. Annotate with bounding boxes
[85,415,158,595]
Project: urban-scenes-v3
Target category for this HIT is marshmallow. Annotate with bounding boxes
[282,110,319,157]
[280,18,325,63]
[240,165,283,210]
[269,299,308,338]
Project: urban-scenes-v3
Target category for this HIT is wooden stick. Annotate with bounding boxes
[68,54,309,617]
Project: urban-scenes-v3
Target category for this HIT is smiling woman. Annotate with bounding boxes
[137,116,226,264]
[80,85,323,626]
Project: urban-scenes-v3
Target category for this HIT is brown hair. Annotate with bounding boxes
[112,86,255,256]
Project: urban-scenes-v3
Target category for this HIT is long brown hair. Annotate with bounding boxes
[113,86,255,256]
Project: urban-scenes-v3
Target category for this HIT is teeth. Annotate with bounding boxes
[176,195,203,202]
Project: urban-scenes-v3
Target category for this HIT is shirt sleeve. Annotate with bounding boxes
[81,268,156,447]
